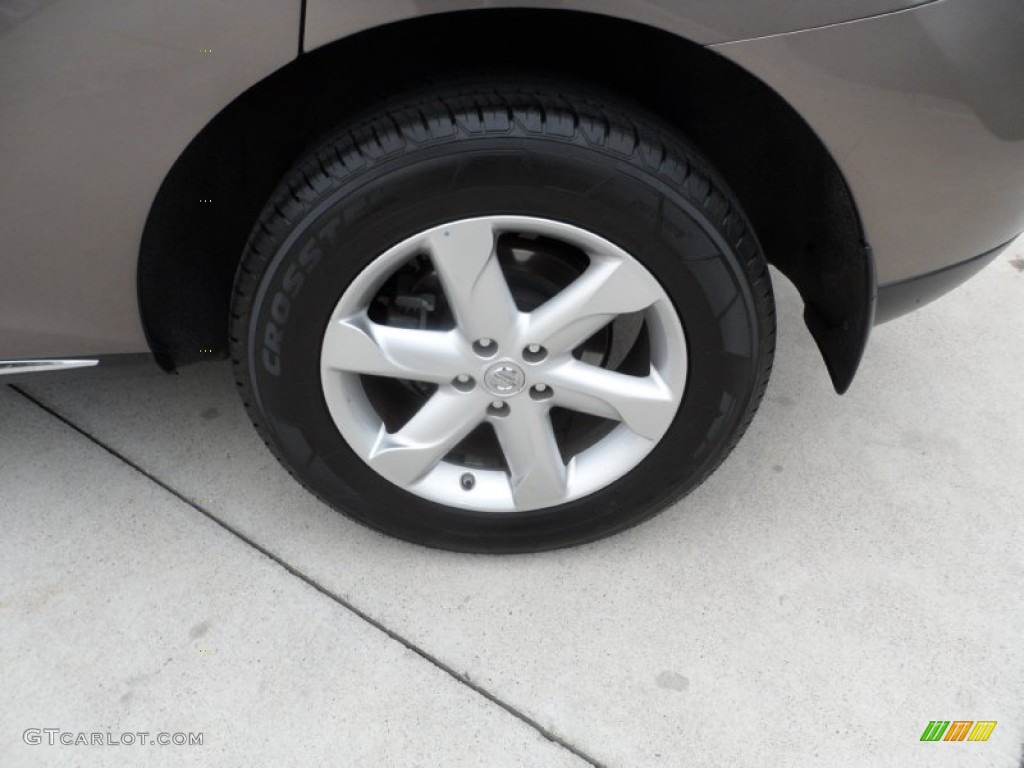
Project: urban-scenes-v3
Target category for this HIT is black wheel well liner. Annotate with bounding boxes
[139,8,873,392]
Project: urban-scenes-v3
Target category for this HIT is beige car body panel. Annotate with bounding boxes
[714,1,1024,283]
[304,0,937,50]
[0,0,300,358]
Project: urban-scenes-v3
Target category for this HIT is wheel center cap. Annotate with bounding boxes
[483,361,526,396]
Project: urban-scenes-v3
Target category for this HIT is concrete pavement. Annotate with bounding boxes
[0,386,589,768]
[2,241,1022,767]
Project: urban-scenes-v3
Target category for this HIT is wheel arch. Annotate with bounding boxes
[139,8,872,392]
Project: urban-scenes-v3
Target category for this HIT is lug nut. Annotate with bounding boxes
[529,384,553,401]
[487,401,510,417]
[453,374,475,392]
[473,338,498,357]
[523,344,547,363]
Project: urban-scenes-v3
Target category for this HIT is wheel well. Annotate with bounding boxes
[139,8,872,392]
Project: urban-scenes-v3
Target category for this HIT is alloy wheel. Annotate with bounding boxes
[319,216,688,512]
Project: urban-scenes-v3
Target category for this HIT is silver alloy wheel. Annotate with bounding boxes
[319,216,688,512]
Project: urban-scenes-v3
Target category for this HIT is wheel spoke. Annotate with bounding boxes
[524,256,662,356]
[368,390,485,485]
[426,219,519,343]
[322,315,466,384]
[492,403,568,508]
[545,359,678,441]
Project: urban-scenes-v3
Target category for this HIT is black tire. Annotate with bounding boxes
[230,78,775,553]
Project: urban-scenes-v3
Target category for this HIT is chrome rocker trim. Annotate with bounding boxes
[0,359,100,376]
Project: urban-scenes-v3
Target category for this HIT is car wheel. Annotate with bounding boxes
[230,78,775,553]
